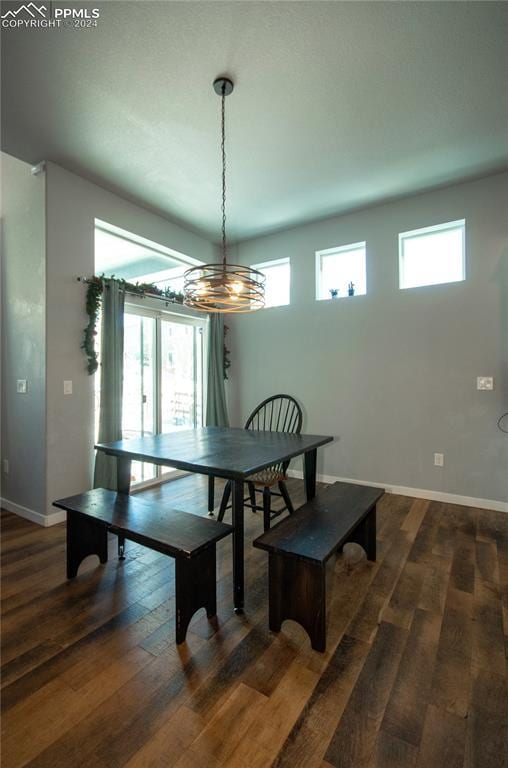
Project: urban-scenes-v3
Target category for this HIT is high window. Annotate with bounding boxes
[94,220,201,292]
[316,242,367,300]
[398,219,465,290]
[251,258,290,308]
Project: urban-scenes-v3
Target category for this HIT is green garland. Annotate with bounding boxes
[223,323,231,380]
[81,275,231,379]
[81,276,184,375]
[82,277,103,374]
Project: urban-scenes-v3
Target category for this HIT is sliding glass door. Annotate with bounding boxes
[123,313,157,484]
[96,306,205,488]
[94,219,206,488]
[161,320,203,433]
[159,317,204,479]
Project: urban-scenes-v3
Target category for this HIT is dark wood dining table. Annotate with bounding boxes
[95,426,333,612]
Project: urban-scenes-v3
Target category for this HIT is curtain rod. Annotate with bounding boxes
[76,276,183,307]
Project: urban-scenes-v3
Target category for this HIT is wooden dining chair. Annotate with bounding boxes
[217,394,303,531]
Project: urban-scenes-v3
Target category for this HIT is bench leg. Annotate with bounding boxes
[350,505,377,561]
[175,544,217,644]
[67,511,108,579]
[268,554,327,652]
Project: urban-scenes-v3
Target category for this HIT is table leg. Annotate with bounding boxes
[303,449,317,500]
[231,478,244,613]
[116,457,132,495]
[116,458,131,559]
[208,475,215,516]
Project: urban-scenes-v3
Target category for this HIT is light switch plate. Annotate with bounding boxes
[434,453,444,467]
[477,377,494,390]
[16,379,27,394]
[63,380,73,395]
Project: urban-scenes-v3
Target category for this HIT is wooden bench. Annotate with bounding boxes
[53,488,233,644]
[253,481,383,652]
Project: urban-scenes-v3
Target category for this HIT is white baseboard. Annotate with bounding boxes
[1,498,66,527]
[286,471,508,514]
[3,475,506,525]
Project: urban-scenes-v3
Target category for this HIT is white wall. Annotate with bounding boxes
[1,154,46,520]
[44,162,216,519]
[2,156,216,523]
[3,158,506,521]
[229,172,508,509]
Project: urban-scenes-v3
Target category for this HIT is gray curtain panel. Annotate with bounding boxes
[93,279,125,490]
[206,313,229,427]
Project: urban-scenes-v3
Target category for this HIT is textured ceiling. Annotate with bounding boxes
[2,1,507,241]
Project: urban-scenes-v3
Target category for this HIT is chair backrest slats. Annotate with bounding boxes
[245,394,303,437]
[281,400,292,433]
[245,395,303,477]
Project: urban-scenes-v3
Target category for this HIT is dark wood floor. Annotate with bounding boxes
[1,475,507,768]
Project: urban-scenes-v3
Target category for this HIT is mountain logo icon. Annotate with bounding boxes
[1,3,47,18]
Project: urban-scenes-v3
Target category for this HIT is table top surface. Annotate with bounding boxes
[96,426,333,480]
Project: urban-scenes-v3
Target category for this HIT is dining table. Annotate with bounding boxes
[95,426,333,612]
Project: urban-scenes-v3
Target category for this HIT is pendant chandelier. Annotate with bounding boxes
[183,77,265,313]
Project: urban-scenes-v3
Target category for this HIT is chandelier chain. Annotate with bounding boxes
[221,84,227,265]
[182,76,265,313]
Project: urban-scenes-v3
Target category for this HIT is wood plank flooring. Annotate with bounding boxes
[1,476,507,767]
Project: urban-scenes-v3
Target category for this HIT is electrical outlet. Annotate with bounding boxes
[434,453,444,467]
[477,377,494,390]
[2,459,9,475]
[16,379,28,394]
[63,380,73,395]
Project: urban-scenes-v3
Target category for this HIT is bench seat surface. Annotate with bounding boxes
[253,481,383,564]
[54,488,232,558]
